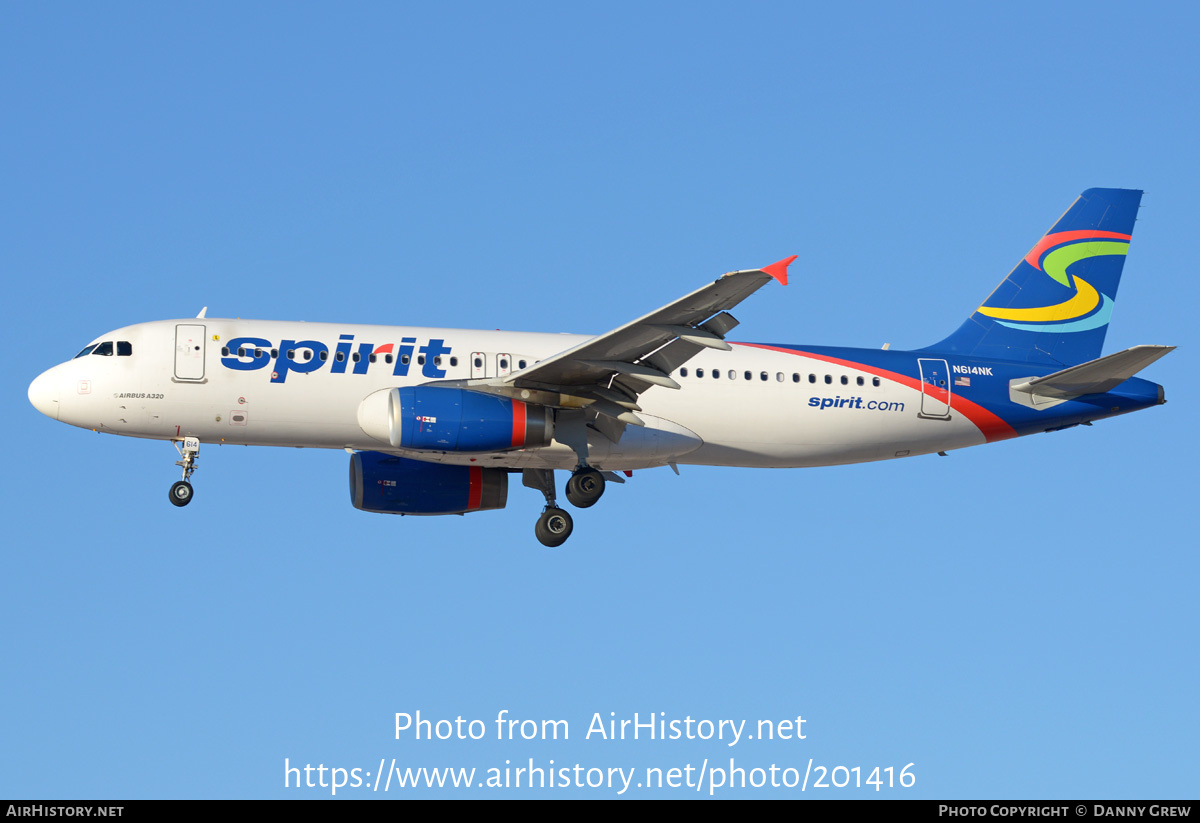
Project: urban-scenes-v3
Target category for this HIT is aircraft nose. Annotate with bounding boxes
[28,370,61,420]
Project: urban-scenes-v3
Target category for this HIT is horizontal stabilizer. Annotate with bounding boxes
[1010,345,1174,400]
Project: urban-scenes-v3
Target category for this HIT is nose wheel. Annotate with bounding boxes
[169,480,194,507]
[170,437,200,508]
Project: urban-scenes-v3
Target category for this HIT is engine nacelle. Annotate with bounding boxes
[349,451,507,515]
[357,386,554,452]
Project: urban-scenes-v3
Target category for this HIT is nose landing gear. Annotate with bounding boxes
[169,437,200,508]
[169,480,193,506]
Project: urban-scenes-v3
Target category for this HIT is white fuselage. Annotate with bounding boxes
[29,318,989,471]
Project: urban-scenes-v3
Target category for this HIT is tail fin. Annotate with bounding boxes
[923,188,1143,366]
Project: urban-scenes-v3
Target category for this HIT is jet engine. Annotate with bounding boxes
[357,387,554,452]
[348,451,507,515]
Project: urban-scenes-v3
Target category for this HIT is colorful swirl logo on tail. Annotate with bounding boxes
[977,230,1131,333]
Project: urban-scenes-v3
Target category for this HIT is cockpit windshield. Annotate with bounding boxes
[72,341,132,358]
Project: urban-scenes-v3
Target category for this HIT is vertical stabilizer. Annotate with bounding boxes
[923,188,1142,366]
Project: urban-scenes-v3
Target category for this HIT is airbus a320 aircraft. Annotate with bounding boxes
[28,188,1172,546]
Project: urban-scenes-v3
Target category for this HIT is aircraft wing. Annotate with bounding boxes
[424,256,793,437]
[475,256,796,435]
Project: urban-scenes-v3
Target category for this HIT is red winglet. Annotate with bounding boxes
[760,255,797,286]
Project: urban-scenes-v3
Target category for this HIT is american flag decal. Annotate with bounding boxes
[954,376,971,387]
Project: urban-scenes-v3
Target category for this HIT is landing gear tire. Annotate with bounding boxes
[169,480,194,507]
[565,468,605,508]
[535,507,573,548]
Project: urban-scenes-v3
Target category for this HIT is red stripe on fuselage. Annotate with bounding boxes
[737,343,1018,443]
[511,400,527,448]
[468,466,482,510]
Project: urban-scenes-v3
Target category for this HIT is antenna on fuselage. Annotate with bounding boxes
[196,307,208,319]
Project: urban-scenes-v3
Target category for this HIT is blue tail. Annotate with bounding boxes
[923,188,1143,366]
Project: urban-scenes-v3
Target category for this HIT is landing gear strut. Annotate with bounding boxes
[523,469,573,548]
[565,467,605,508]
[169,437,200,508]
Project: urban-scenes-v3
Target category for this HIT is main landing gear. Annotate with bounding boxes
[565,467,605,508]
[169,437,200,508]
[524,469,572,548]
[523,466,610,547]
[535,508,573,548]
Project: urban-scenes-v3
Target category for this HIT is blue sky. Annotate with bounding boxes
[2,2,1196,798]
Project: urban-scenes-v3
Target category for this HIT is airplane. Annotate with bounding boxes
[27,188,1172,547]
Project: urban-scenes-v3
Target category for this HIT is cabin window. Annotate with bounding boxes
[728,369,736,380]
[696,368,704,377]
[368,353,376,364]
[286,350,295,360]
[712,369,720,379]
[872,377,881,387]
[792,373,800,383]
[840,375,848,385]
[776,372,784,382]
[336,352,345,362]
[450,356,458,367]
[352,352,360,363]
[401,354,410,365]
[519,360,527,369]
[857,376,864,386]
[221,347,229,356]
[271,349,278,359]
[680,367,688,377]
[418,355,425,365]
[117,341,132,356]
[385,354,393,364]
[744,370,752,381]
[320,351,329,361]
[302,350,313,361]
[824,374,832,384]
[434,356,442,366]
[760,371,768,381]
[498,357,507,369]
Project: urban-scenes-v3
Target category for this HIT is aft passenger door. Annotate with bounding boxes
[917,358,951,419]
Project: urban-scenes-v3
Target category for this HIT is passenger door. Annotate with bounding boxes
[174,324,206,381]
[917,358,951,419]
